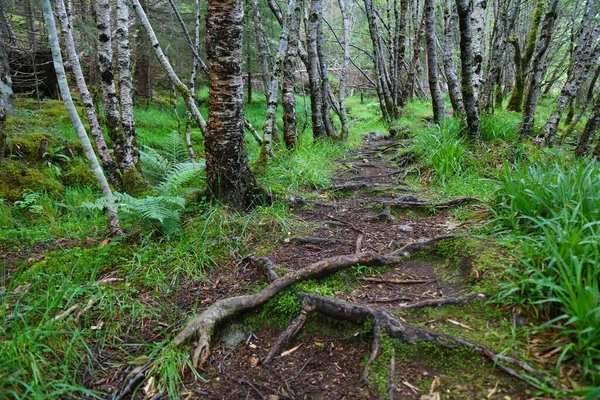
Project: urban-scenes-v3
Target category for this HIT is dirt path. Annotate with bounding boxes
[155,134,536,400]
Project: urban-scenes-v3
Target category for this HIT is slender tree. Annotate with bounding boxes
[425,0,444,123]
[337,0,351,139]
[249,0,272,101]
[54,0,121,188]
[455,0,480,139]
[306,0,326,137]
[0,27,11,161]
[206,0,262,209]
[282,0,303,148]
[443,0,465,117]
[41,0,122,235]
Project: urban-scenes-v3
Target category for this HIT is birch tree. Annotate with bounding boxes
[0,27,11,161]
[54,0,121,188]
[41,0,122,235]
[443,0,465,117]
[205,0,262,209]
[425,0,444,123]
[283,0,303,148]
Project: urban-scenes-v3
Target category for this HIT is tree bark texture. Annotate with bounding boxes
[400,10,426,107]
[315,0,338,138]
[0,27,11,161]
[42,0,122,235]
[116,0,146,193]
[55,0,121,188]
[260,0,299,161]
[455,0,480,139]
[133,0,152,102]
[443,0,465,117]
[205,0,261,209]
[566,63,600,138]
[306,0,326,137]
[337,0,351,139]
[283,2,302,148]
[425,0,444,123]
[520,0,559,139]
[469,0,486,98]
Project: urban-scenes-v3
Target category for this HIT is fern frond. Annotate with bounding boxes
[140,146,172,181]
[165,131,189,164]
[155,160,206,195]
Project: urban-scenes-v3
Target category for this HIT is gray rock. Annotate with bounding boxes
[397,224,414,233]
[220,324,246,348]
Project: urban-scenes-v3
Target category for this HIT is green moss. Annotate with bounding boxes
[0,160,63,201]
[61,159,97,187]
[10,133,52,162]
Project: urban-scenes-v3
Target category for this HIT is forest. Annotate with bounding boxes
[0,0,599,398]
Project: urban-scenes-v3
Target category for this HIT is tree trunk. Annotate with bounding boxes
[306,0,326,138]
[337,0,351,139]
[400,11,426,107]
[55,0,121,188]
[543,21,600,144]
[425,0,444,123]
[184,0,201,161]
[365,0,396,119]
[443,0,464,117]
[576,94,600,156]
[455,0,480,139]
[395,0,408,104]
[249,0,272,100]
[507,0,545,112]
[205,0,262,209]
[565,63,600,138]
[520,0,559,139]
[133,0,151,103]
[470,0,486,99]
[132,0,207,136]
[95,0,128,177]
[115,0,146,193]
[42,0,122,235]
[260,0,299,161]
[283,3,302,148]
[25,0,38,51]
[315,0,337,138]
[0,27,12,161]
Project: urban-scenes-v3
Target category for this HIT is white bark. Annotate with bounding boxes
[54,0,121,188]
[470,0,486,99]
[131,0,208,136]
[41,0,122,235]
[337,0,351,139]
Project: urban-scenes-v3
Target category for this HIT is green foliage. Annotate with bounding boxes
[494,160,600,382]
[61,159,97,187]
[13,190,44,214]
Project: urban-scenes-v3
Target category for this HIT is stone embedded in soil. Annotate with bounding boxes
[397,224,414,232]
[220,324,246,348]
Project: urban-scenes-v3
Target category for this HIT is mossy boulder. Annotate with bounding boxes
[0,160,64,201]
[61,159,97,187]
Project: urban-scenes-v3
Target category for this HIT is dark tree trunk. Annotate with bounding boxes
[0,28,12,161]
[400,11,426,107]
[506,38,523,111]
[315,0,337,138]
[249,0,272,100]
[425,0,444,123]
[520,0,559,139]
[206,0,261,209]
[455,0,480,139]
[566,64,600,137]
[575,94,600,157]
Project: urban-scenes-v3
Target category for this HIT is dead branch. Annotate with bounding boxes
[357,321,381,387]
[397,293,484,309]
[359,277,435,285]
[388,348,396,400]
[289,236,345,246]
[247,254,288,282]
[355,234,364,254]
[262,307,312,364]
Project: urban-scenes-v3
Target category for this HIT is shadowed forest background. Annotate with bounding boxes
[1,0,600,398]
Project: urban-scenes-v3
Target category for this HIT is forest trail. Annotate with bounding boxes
[150,133,534,400]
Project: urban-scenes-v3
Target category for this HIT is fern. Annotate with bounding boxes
[155,161,206,196]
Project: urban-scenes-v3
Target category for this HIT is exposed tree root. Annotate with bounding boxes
[388,348,396,399]
[326,182,410,194]
[382,196,482,209]
[288,236,345,246]
[356,322,381,387]
[172,252,401,368]
[266,293,557,390]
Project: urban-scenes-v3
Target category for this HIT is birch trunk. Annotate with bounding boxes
[250,0,272,100]
[206,0,261,209]
[42,0,122,235]
[95,0,127,172]
[520,0,559,139]
[306,0,326,138]
[55,0,121,188]
[425,0,444,123]
[543,22,600,144]
[400,11,426,107]
[455,0,480,139]
[132,0,207,136]
[337,0,351,139]
[283,3,302,148]
[0,28,11,160]
[470,0,486,98]
[260,0,298,161]
[443,0,464,117]
[566,64,600,138]
[116,0,146,192]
